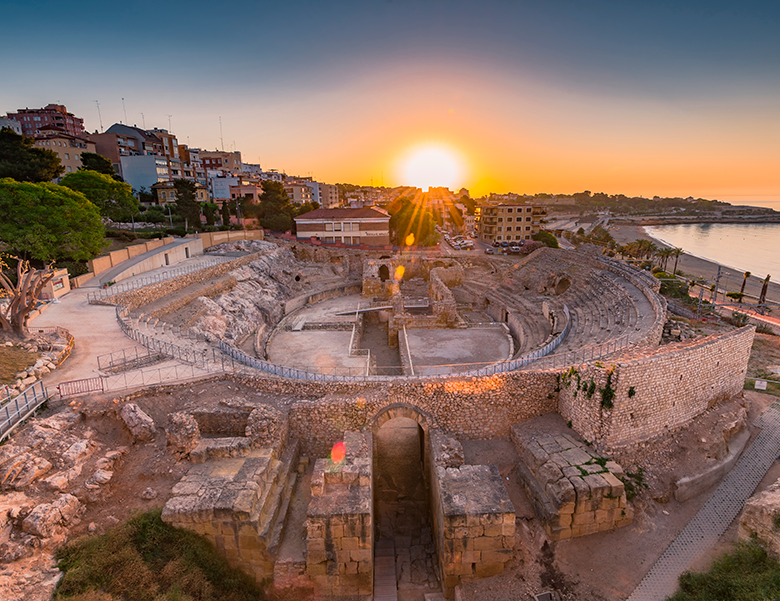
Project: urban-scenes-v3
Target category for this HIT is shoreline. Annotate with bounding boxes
[609,224,780,306]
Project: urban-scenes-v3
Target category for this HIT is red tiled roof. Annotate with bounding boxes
[294,207,389,221]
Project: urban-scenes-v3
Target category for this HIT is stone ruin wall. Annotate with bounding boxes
[94,252,263,309]
[427,265,463,325]
[305,431,374,597]
[558,325,756,449]
[428,431,515,594]
[283,242,366,279]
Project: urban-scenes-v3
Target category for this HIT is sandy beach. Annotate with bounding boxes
[610,224,780,306]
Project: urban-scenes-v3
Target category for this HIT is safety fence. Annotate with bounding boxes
[58,377,105,398]
[97,346,168,373]
[0,381,50,441]
[87,257,233,303]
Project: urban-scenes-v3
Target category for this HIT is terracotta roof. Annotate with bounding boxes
[294,207,389,221]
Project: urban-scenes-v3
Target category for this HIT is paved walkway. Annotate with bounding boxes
[627,402,780,601]
[29,255,225,392]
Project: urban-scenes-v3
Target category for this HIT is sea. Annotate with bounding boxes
[643,196,780,279]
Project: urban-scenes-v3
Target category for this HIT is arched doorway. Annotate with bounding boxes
[379,264,390,282]
[372,405,440,595]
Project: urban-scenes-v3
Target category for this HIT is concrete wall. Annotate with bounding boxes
[198,229,264,249]
[558,325,755,448]
[106,238,204,283]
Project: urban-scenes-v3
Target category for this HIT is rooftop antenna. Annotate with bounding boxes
[140,113,145,129]
[167,114,172,131]
[94,100,103,133]
[219,116,224,151]
[121,98,128,124]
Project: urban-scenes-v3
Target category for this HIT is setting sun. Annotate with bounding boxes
[399,145,464,190]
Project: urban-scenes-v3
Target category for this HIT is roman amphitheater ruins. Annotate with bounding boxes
[3,235,757,600]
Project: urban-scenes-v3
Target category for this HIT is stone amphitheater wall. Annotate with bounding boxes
[95,252,264,310]
[558,325,755,449]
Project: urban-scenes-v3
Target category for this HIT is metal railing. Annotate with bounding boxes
[97,346,168,373]
[58,377,105,398]
[0,381,50,441]
[87,257,233,303]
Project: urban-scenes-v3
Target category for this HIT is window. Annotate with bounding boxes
[497,235,502,240]
[507,208,513,213]
[66,166,72,172]
[64,153,69,159]
[526,226,531,231]
[497,227,502,232]
[75,154,79,160]
[497,217,503,222]
[507,217,513,223]
[325,223,333,231]
[325,236,335,243]
[334,223,342,231]
[527,207,532,212]
[526,216,532,222]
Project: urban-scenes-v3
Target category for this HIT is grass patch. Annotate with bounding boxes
[667,540,780,600]
[55,509,266,601]
[0,345,38,384]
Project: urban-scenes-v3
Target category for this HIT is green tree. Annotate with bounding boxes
[255,181,295,231]
[173,179,201,230]
[221,201,231,226]
[0,178,104,261]
[532,230,560,249]
[203,202,218,226]
[387,196,437,246]
[0,128,64,182]
[60,170,139,222]
[79,152,120,179]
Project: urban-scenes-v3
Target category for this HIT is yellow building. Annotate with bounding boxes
[476,203,546,243]
[34,129,96,178]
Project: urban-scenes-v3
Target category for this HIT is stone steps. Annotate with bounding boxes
[374,538,398,601]
[254,440,299,557]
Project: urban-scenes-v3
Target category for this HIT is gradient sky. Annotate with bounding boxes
[2,0,779,200]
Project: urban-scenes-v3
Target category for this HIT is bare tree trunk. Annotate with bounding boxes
[0,257,55,340]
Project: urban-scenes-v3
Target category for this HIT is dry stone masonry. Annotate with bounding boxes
[305,431,373,597]
[512,416,633,541]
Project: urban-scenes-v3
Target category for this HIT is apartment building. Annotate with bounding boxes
[7,104,85,137]
[33,129,96,176]
[284,181,313,205]
[476,203,547,243]
[0,116,22,135]
[200,150,242,175]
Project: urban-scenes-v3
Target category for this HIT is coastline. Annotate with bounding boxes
[609,224,780,306]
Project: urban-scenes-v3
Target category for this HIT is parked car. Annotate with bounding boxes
[509,245,522,254]
[485,247,498,254]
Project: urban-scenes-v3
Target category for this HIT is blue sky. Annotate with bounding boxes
[2,0,779,198]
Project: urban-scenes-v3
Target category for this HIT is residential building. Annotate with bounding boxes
[476,203,547,243]
[6,104,85,137]
[284,181,313,205]
[33,129,95,176]
[178,145,207,186]
[200,150,242,175]
[106,123,164,155]
[259,169,283,182]
[0,116,22,135]
[120,155,170,196]
[89,131,140,177]
[152,181,209,205]
[294,207,391,246]
[319,183,339,208]
[230,181,264,202]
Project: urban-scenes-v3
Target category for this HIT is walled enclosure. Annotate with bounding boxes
[558,325,756,448]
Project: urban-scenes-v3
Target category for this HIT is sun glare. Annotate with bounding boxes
[400,145,464,190]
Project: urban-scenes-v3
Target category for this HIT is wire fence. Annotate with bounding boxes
[87,257,233,303]
[96,346,168,373]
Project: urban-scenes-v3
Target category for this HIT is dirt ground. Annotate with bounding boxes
[3,372,780,601]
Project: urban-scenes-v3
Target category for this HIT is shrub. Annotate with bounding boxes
[55,509,265,601]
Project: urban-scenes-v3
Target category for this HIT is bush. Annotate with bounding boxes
[55,509,265,601]
[105,229,137,242]
[668,541,780,600]
[531,230,559,249]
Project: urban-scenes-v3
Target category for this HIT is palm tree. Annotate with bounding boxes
[671,247,683,275]
[739,271,751,303]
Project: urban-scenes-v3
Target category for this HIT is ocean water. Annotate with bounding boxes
[644,222,780,279]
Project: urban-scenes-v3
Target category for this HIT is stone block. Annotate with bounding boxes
[308,538,326,552]
[350,549,371,562]
[481,548,512,564]
[359,560,372,573]
[502,522,516,536]
[463,551,481,563]
[474,536,503,551]
[331,524,344,538]
[546,477,576,511]
[307,550,328,565]
[341,537,359,550]
[475,562,505,578]
[484,524,502,537]
[537,461,564,487]
[602,471,625,497]
[572,511,595,526]
[346,561,358,575]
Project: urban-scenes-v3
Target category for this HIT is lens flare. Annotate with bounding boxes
[405,233,415,246]
[394,265,405,281]
[330,441,346,464]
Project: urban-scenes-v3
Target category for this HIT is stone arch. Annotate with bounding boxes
[371,402,437,435]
